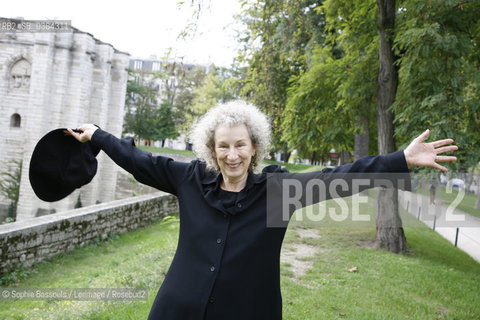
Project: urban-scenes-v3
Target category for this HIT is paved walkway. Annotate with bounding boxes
[398,190,480,263]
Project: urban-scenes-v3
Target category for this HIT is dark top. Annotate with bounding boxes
[91,129,410,320]
[218,189,239,214]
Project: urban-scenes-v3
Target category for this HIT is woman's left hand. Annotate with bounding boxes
[403,129,458,172]
[65,124,98,143]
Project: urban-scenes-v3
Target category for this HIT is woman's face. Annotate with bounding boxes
[213,124,256,183]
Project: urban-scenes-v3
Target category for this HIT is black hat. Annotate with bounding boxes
[29,128,100,202]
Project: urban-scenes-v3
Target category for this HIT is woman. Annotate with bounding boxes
[68,100,457,320]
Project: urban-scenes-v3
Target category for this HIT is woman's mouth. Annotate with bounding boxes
[226,162,241,169]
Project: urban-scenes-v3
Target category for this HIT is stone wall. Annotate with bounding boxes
[0,192,178,276]
[0,19,130,220]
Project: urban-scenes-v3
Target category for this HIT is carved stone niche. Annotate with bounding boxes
[10,59,31,89]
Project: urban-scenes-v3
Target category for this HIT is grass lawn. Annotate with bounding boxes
[1,195,479,319]
[261,159,324,172]
[282,197,480,319]
[0,215,180,320]
[416,185,480,219]
[137,145,195,157]
[136,145,324,173]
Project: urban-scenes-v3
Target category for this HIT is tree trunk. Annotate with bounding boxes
[283,144,291,163]
[466,167,474,194]
[354,114,370,197]
[475,173,480,209]
[338,150,350,166]
[376,187,405,252]
[375,0,406,253]
[354,114,370,161]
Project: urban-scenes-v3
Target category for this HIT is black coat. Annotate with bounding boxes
[91,129,410,320]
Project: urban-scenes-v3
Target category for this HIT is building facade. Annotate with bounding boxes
[0,18,129,220]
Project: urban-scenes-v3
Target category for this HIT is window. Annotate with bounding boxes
[152,62,161,72]
[133,60,143,70]
[10,114,21,128]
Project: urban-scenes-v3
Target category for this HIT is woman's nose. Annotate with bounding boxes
[227,147,238,159]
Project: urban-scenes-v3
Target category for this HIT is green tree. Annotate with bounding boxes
[155,100,180,147]
[0,160,22,221]
[173,65,208,135]
[393,0,480,213]
[283,0,379,164]
[283,48,347,163]
[74,194,83,209]
[375,0,406,253]
[322,0,379,160]
[283,0,404,251]
[185,0,479,253]
[394,0,480,169]
[124,72,157,141]
[124,70,179,143]
[186,66,235,128]
[236,0,326,161]
[152,61,181,107]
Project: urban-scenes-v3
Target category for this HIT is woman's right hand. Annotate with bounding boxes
[66,124,98,143]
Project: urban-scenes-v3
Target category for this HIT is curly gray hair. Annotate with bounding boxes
[191,100,271,173]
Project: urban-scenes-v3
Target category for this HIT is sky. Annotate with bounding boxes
[2,0,243,66]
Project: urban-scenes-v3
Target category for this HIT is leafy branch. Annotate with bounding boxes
[0,159,22,220]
